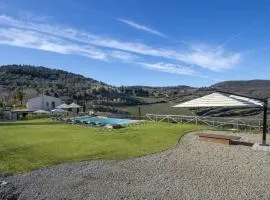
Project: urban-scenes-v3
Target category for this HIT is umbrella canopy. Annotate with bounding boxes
[56,103,70,109]
[33,109,50,114]
[51,108,67,113]
[68,103,81,108]
[173,92,263,108]
[229,95,263,107]
[173,91,269,146]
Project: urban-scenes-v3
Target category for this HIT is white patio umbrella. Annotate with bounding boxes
[56,103,70,109]
[68,103,81,108]
[173,92,268,145]
[173,92,262,108]
[51,108,67,113]
[33,109,50,114]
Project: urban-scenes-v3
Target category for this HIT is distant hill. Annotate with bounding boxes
[0,65,142,111]
[213,80,270,99]
[0,65,194,111]
[125,85,197,97]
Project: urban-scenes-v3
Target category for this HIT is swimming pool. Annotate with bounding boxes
[74,116,140,126]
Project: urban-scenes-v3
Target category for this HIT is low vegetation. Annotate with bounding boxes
[119,102,193,117]
[25,114,52,120]
[0,119,202,173]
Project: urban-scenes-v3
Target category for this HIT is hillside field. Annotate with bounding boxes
[118,102,194,117]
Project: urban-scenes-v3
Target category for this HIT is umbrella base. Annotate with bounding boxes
[252,143,270,151]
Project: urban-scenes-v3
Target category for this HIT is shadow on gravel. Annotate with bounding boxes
[0,184,20,200]
[0,122,58,126]
[230,140,254,147]
[0,173,20,200]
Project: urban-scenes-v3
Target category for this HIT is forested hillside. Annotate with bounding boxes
[0,65,141,111]
[0,65,194,112]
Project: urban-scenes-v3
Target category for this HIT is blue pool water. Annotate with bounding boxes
[74,116,139,126]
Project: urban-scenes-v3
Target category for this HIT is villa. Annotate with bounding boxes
[27,95,62,111]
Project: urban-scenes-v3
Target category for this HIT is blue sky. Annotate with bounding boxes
[0,0,270,87]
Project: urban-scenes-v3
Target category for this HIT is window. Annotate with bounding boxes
[51,101,55,109]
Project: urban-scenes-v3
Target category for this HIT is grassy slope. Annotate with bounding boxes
[0,119,201,173]
[119,102,194,117]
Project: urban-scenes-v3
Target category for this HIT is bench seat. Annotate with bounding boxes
[198,133,241,144]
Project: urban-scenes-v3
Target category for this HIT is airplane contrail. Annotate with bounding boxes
[216,13,266,50]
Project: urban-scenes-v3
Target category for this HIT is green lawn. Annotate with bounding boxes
[0,119,201,173]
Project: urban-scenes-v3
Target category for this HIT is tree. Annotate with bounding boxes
[16,91,25,105]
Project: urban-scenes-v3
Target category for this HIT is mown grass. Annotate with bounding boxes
[0,119,201,173]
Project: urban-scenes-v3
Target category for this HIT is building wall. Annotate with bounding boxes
[27,96,43,111]
[44,95,62,110]
[27,95,62,111]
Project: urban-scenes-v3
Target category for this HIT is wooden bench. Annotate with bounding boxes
[198,133,241,144]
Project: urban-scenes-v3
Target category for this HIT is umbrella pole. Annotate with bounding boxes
[262,100,268,146]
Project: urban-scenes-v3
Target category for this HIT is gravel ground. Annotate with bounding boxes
[1,130,270,200]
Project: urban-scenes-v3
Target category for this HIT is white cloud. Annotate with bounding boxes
[110,50,138,61]
[116,18,166,38]
[0,28,108,61]
[181,47,241,71]
[0,14,242,72]
[138,62,201,77]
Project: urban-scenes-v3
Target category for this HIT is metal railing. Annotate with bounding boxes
[145,114,267,132]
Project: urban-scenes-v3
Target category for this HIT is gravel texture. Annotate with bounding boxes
[1,130,270,200]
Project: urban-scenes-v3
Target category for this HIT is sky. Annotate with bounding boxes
[0,0,270,87]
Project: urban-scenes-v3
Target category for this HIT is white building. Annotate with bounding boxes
[27,95,62,111]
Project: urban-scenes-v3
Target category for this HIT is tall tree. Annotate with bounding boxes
[16,91,25,105]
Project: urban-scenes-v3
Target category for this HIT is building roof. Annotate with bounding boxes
[11,109,32,113]
[33,109,50,114]
[172,92,263,108]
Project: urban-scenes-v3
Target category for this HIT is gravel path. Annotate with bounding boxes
[1,130,270,200]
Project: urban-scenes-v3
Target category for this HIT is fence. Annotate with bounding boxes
[145,114,268,132]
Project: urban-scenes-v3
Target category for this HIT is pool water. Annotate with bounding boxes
[74,116,139,126]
